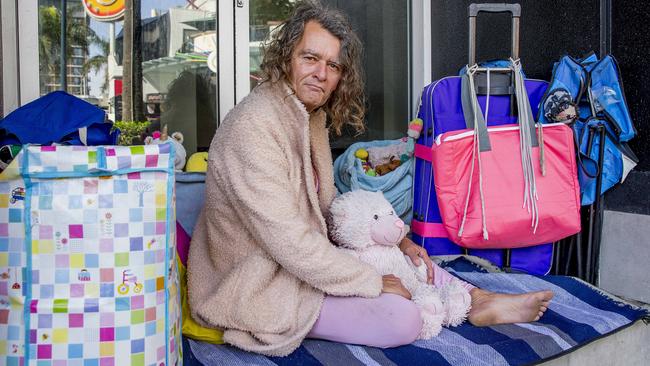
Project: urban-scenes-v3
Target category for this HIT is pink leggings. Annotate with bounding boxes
[307,262,475,348]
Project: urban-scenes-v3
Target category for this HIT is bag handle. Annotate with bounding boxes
[461,60,539,151]
[461,71,492,151]
[458,59,544,240]
[468,3,521,65]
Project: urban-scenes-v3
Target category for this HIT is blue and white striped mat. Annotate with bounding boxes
[184,258,649,366]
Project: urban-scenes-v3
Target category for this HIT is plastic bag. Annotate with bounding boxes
[333,139,413,223]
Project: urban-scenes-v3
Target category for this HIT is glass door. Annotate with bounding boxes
[247,1,296,90]
[226,0,297,112]
[232,0,413,153]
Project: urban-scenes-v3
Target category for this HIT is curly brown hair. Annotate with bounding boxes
[260,0,365,136]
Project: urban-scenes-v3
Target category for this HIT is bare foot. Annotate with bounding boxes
[468,288,554,326]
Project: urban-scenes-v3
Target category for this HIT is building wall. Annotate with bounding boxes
[430,0,600,80]
[599,171,650,303]
[612,1,650,171]
[1,0,21,114]
[428,0,648,173]
[598,1,650,303]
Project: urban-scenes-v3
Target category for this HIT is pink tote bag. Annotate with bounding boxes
[431,60,581,249]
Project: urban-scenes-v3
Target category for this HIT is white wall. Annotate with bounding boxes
[599,210,650,303]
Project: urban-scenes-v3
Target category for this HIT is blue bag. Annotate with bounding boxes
[0,91,119,146]
[539,53,638,205]
[333,139,413,223]
[576,119,622,203]
[589,57,636,142]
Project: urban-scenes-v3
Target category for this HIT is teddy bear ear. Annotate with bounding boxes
[171,132,184,144]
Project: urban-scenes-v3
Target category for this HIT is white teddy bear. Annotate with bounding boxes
[328,190,471,339]
[144,127,187,171]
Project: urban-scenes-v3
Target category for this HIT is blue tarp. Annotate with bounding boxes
[0,91,118,146]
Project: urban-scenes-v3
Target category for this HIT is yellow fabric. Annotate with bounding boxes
[185,152,208,172]
[178,256,224,344]
[0,154,21,181]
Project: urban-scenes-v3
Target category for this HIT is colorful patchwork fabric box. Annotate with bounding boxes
[0,145,182,366]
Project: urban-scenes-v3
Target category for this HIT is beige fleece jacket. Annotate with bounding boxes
[187,80,383,356]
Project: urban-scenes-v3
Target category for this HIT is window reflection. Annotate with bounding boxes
[38,0,93,98]
[37,0,218,155]
[249,1,295,90]
[115,2,217,154]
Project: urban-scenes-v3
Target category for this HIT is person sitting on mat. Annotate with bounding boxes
[187,0,554,357]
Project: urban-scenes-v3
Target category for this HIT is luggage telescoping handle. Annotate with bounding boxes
[468,3,521,65]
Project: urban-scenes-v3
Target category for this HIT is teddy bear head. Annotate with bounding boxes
[374,157,402,176]
[328,190,406,250]
[144,129,187,171]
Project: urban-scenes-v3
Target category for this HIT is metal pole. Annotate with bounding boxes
[590,126,607,284]
[552,239,561,275]
[576,230,584,278]
[60,0,67,91]
[584,127,596,281]
[600,0,612,57]
[468,16,476,65]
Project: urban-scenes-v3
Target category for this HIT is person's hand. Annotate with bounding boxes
[381,274,412,299]
[400,237,434,284]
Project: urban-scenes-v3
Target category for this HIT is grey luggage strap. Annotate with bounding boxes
[457,59,546,240]
[461,69,491,152]
[461,62,539,152]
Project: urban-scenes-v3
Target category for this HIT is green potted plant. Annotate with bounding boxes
[112,120,150,145]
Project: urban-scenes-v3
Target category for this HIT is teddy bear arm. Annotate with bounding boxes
[403,254,429,284]
[397,267,423,295]
[411,288,445,339]
[378,253,423,296]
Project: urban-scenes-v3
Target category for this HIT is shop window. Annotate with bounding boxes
[130,2,217,155]
[37,0,93,96]
[37,0,218,156]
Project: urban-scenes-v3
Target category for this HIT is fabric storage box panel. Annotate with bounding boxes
[0,145,182,366]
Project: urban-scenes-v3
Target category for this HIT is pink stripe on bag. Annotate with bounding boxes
[414,143,432,162]
[411,219,448,238]
[176,222,190,265]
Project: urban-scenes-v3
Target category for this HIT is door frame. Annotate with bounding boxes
[1,0,39,116]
